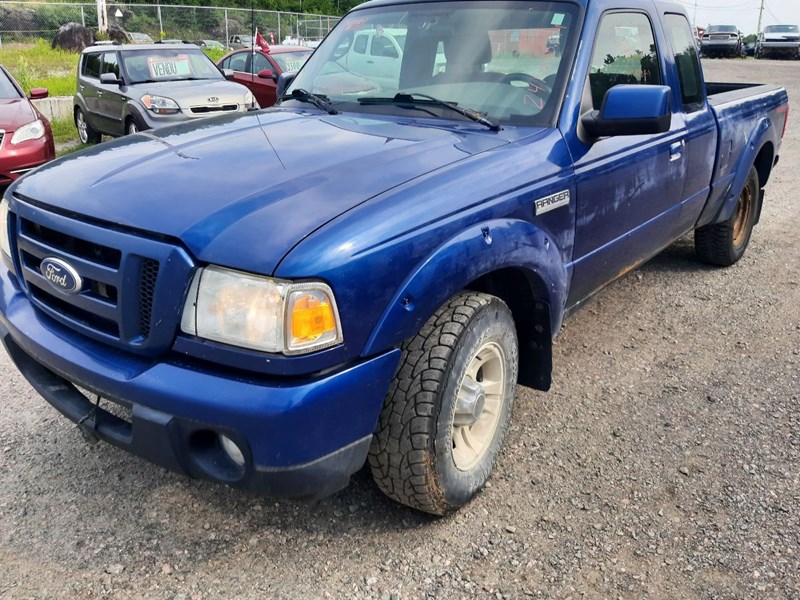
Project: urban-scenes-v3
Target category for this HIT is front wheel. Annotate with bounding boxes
[695,165,760,266]
[369,292,519,515]
[126,116,146,136]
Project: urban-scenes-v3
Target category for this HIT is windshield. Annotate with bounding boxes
[0,70,21,99]
[121,48,223,84]
[764,25,799,33]
[286,1,579,127]
[272,51,313,72]
[707,25,737,33]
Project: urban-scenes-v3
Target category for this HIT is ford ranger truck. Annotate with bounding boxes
[0,0,789,515]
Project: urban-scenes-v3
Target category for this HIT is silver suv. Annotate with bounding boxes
[74,44,258,144]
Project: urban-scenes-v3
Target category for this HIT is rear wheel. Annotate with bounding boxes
[369,292,518,515]
[695,165,760,266]
[75,108,100,144]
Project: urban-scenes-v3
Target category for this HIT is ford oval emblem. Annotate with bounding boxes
[40,257,83,295]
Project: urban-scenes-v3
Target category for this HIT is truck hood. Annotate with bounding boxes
[12,109,509,274]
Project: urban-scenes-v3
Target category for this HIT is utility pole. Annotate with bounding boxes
[693,0,697,29]
[96,0,108,33]
[757,0,765,34]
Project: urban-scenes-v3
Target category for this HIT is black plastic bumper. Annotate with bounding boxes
[2,332,371,500]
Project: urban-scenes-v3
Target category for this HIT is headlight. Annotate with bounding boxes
[244,90,259,110]
[10,119,45,145]
[180,265,343,355]
[0,201,12,261]
[140,94,181,115]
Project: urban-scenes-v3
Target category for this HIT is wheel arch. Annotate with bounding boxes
[713,118,779,225]
[465,267,554,391]
[754,141,774,188]
[362,218,568,391]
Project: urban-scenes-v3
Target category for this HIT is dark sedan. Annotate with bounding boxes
[0,66,54,186]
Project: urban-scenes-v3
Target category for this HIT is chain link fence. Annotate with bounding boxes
[0,1,340,46]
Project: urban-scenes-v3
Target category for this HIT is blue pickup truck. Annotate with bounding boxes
[0,0,789,515]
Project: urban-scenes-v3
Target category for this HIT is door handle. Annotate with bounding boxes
[670,140,685,161]
[366,60,374,64]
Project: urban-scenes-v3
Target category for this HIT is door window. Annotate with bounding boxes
[371,35,398,58]
[664,13,704,112]
[228,52,248,72]
[588,12,662,108]
[82,53,101,79]
[101,52,120,77]
[353,34,368,54]
[252,53,271,73]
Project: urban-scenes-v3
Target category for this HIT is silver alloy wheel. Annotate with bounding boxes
[127,121,138,135]
[451,341,506,471]
[76,110,88,144]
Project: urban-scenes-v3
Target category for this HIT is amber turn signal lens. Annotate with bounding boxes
[291,294,336,341]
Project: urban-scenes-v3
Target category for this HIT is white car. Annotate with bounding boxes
[342,28,445,92]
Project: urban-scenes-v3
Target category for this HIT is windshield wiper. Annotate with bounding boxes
[279,88,338,115]
[358,92,501,131]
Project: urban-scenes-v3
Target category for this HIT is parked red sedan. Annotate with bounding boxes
[218,46,314,108]
[0,66,54,185]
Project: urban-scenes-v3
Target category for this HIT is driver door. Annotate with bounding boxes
[567,10,687,304]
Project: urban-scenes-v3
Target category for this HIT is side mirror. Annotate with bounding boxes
[222,68,235,81]
[100,72,122,86]
[276,72,297,98]
[581,84,671,138]
[258,68,277,81]
[28,87,49,100]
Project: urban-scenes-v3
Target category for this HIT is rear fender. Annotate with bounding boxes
[707,117,777,226]
[363,218,569,372]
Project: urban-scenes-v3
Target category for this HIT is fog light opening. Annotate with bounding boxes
[219,433,245,467]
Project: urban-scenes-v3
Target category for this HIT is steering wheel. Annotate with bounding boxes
[499,72,552,94]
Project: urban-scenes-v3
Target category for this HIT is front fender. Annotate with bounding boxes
[363,218,569,356]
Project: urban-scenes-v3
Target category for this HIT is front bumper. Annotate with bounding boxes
[0,136,54,185]
[0,265,400,499]
[701,40,740,54]
[759,41,800,55]
[136,105,250,130]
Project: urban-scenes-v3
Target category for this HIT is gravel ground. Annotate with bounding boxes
[1,58,799,599]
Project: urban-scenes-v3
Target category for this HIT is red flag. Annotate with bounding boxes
[255,30,270,52]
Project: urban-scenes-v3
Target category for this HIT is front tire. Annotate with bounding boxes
[695,165,760,266]
[75,108,100,144]
[369,292,519,515]
[126,116,146,135]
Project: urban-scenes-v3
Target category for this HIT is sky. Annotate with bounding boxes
[675,0,800,35]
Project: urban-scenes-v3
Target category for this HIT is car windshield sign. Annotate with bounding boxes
[285,1,579,127]
[149,55,192,78]
[272,51,313,72]
[122,48,222,83]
